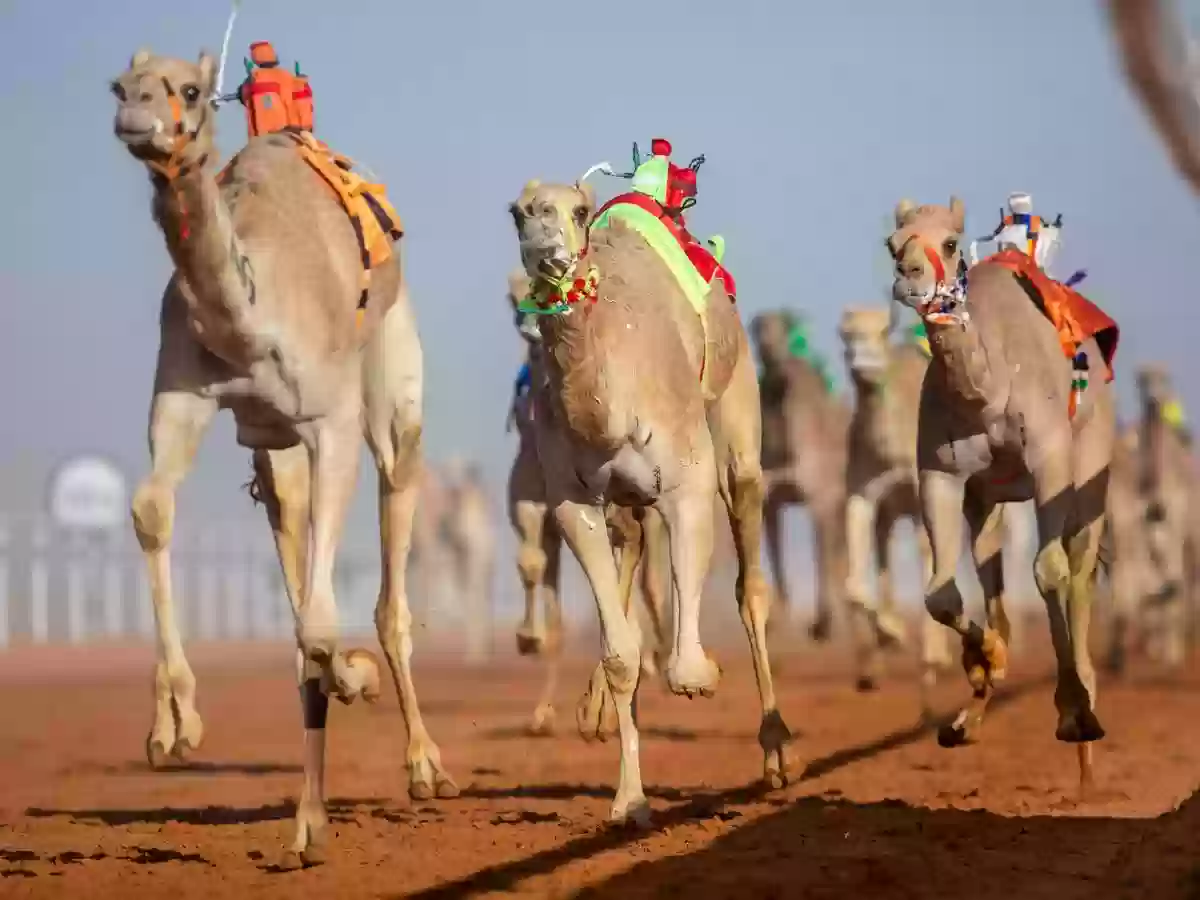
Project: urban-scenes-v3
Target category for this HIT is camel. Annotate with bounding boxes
[837,307,953,708]
[509,177,790,822]
[1132,364,1200,667]
[1106,0,1200,196]
[505,271,671,735]
[752,311,851,640]
[112,49,454,867]
[440,460,497,664]
[887,197,1116,790]
[410,465,453,628]
[1102,424,1157,673]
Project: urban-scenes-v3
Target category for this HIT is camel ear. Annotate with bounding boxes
[575,180,596,213]
[197,51,217,94]
[949,196,965,232]
[130,47,152,69]
[522,179,541,194]
[894,198,917,227]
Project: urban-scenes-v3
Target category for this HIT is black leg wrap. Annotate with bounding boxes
[301,677,329,730]
[965,621,986,647]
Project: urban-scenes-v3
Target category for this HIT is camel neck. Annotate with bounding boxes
[151,165,262,363]
[927,320,993,408]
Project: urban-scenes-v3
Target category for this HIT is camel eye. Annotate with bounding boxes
[573,206,589,226]
[110,80,126,100]
[182,84,201,104]
[884,237,898,260]
[943,238,958,257]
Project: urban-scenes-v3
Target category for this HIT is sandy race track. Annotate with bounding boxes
[0,629,1198,899]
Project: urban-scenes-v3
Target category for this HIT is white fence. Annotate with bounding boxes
[0,514,410,649]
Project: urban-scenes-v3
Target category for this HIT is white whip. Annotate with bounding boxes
[212,0,242,102]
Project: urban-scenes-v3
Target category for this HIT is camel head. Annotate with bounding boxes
[886,197,967,319]
[509,179,596,284]
[1136,363,1174,411]
[111,48,217,178]
[838,306,892,388]
[750,311,795,372]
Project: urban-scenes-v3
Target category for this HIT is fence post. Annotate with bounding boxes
[103,527,124,639]
[65,530,88,644]
[223,523,248,641]
[30,519,50,644]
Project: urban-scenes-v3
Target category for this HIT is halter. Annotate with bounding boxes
[516,257,600,317]
[145,80,210,242]
[895,238,969,327]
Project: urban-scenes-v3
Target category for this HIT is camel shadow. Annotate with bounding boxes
[565,791,1200,900]
[23,797,389,827]
[395,676,1057,899]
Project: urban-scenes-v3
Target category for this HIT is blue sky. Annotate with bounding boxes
[0,1,1193,614]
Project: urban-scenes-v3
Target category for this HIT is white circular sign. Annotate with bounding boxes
[48,455,128,532]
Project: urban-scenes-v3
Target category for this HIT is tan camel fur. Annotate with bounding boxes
[752,311,851,640]
[510,179,790,821]
[112,49,454,866]
[410,466,453,628]
[838,307,953,708]
[505,272,671,736]
[441,460,497,663]
[1134,365,1200,667]
[887,198,1115,790]
[1107,0,1200,196]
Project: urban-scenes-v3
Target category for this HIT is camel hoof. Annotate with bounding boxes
[1056,708,1105,743]
[763,769,788,790]
[666,652,721,699]
[936,722,972,748]
[808,617,833,643]
[409,781,434,801]
[855,675,879,693]
[577,666,619,742]
[146,736,173,770]
[344,649,382,703]
[528,705,557,737]
[937,710,977,748]
[435,775,461,799]
[610,797,652,828]
[278,850,306,871]
[300,844,326,867]
[515,628,546,657]
[874,612,908,650]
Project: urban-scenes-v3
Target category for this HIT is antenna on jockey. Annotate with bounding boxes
[212,0,243,106]
[578,161,633,182]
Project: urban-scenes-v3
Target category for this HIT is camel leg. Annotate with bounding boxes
[252,445,378,870]
[553,497,647,824]
[638,510,672,677]
[1148,517,1188,669]
[1065,516,1107,792]
[763,487,793,635]
[529,521,564,736]
[810,496,845,642]
[915,526,949,721]
[515,500,551,656]
[580,507,646,742]
[716,451,792,789]
[369,429,458,800]
[661,424,723,699]
[872,501,909,650]
[1030,468,1105,758]
[919,473,1005,748]
[845,491,883,691]
[131,389,216,768]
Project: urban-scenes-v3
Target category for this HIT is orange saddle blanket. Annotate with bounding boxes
[284,132,403,295]
[980,249,1119,381]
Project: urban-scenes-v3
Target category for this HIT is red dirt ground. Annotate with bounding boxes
[0,630,1197,899]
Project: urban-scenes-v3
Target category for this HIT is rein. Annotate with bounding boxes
[146,81,209,241]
